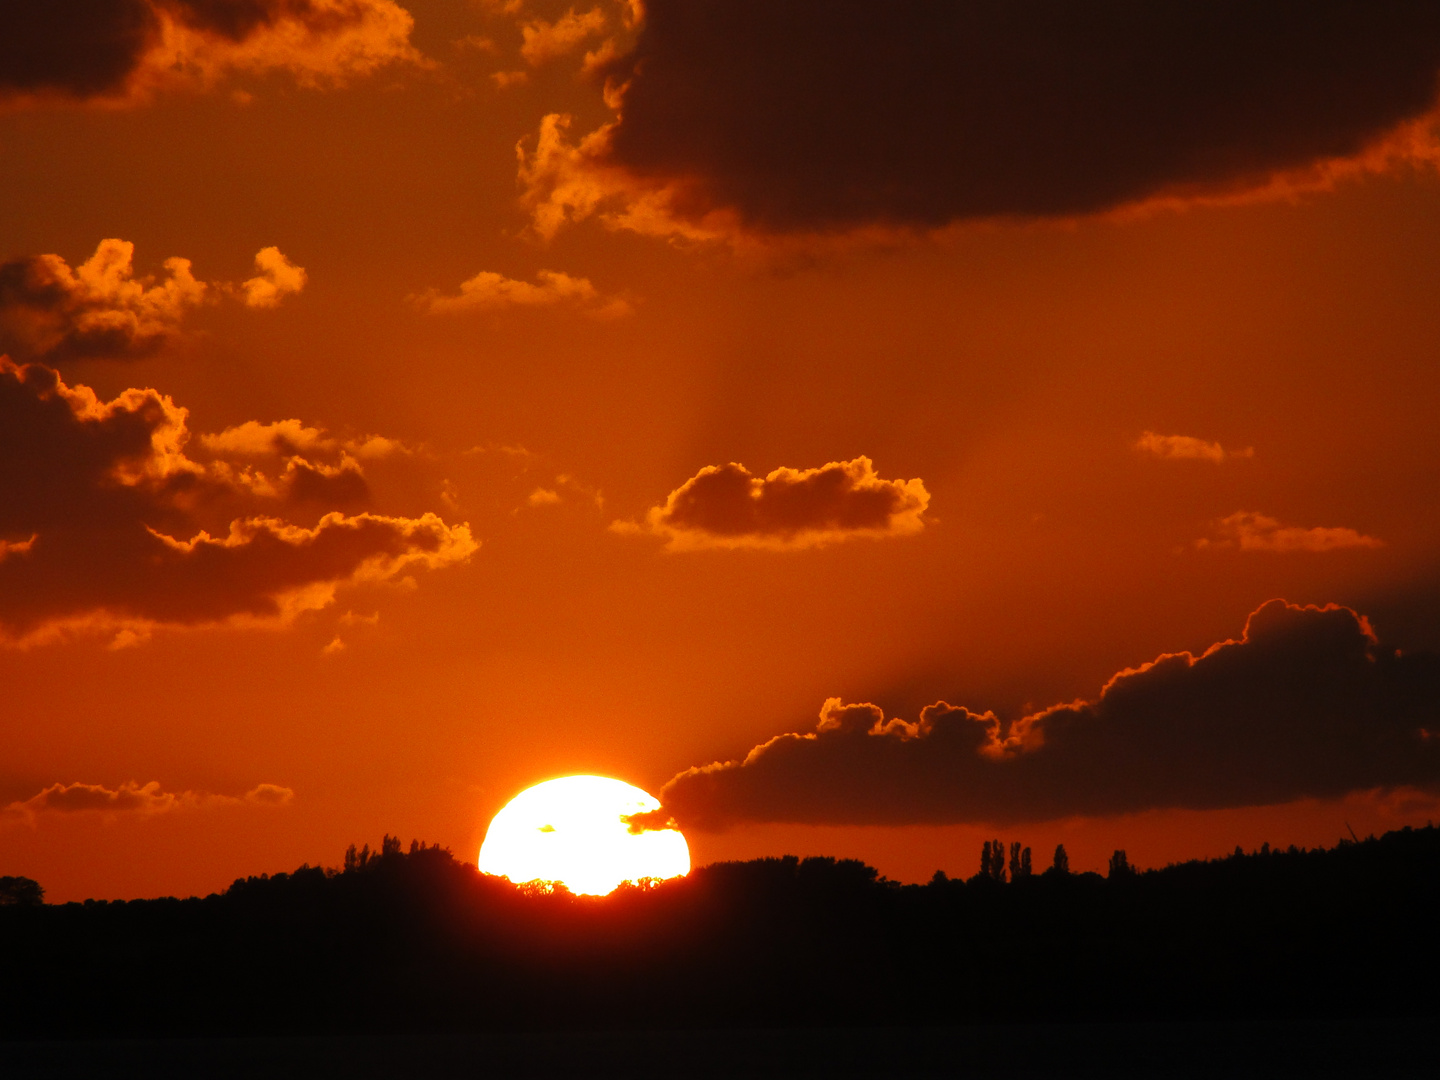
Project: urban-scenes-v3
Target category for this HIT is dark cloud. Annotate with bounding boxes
[0,0,417,104]
[639,602,1440,831]
[621,456,928,551]
[0,1,157,99]
[0,356,474,644]
[3,779,295,820]
[573,0,1440,235]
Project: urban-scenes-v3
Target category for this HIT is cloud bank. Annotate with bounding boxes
[523,0,1440,240]
[0,240,305,362]
[0,356,474,644]
[623,457,929,551]
[3,779,294,823]
[0,0,420,106]
[1201,512,1384,553]
[636,601,1440,831]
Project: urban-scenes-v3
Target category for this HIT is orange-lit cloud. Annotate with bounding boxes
[0,240,206,362]
[0,356,475,645]
[1200,512,1384,553]
[241,246,307,308]
[416,268,630,318]
[0,0,421,107]
[523,1,1440,242]
[1135,431,1252,463]
[0,240,305,362]
[200,418,403,461]
[636,601,1440,831]
[520,6,607,67]
[3,779,294,823]
[620,457,929,551]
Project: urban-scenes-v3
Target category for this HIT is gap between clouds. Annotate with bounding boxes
[0,240,305,363]
[630,600,1440,833]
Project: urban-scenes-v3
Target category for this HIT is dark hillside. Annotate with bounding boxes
[3,828,1438,1038]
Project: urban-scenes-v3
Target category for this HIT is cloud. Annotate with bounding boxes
[523,473,603,511]
[241,246,307,308]
[1201,512,1384,553]
[0,240,307,362]
[0,356,475,644]
[199,418,403,461]
[3,779,295,822]
[415,268,631,318]
[633,601,1440,832]
[1135,432,1252,463]
[0,0,421,107]
[522,0,1440,241]
[0,239,206,362]
[621,457,929,551]
[520,6,607,67]
[242,782,295,805]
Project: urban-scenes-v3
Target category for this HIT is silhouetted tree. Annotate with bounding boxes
[0,876,43,906]
[344,843,373,872]
[1050,844,1070,876]
[1108,850,1133,878]
[381,834,402,858]
[980,839,1007,882]
[1009,842,1032,880]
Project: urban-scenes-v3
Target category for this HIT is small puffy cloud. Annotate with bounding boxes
[520,7,607,66]
[0,240,307,363]
[0,0,422,108]
[0,356,475,645]
[416,268,631,318]
[521,1,1440,243]
[241,246,306,309]
[0,239,206,363]
[634,601,1440,832]
[1201,512,1384,553]
[3,779,295,822]
[523,473,603,511]
[624,457,929,551]
[244,782,296,805]
[1135,431,1252,463]
[491,69,528,89]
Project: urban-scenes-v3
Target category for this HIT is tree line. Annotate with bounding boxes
[2,825,1438,1037]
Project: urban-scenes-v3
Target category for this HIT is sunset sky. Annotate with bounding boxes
[4,0,1440,903]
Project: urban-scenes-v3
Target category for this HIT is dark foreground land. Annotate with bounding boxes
[5,1018,1440,1079]
[3,827,1439,1075]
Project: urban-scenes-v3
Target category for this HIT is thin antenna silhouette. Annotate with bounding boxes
[1345,821,1359,843]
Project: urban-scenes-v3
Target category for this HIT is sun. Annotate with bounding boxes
[477,775,690,896]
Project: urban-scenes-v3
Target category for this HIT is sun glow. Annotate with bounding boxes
[477,775,690,896]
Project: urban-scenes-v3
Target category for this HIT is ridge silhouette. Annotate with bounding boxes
[3,827,1439,1037]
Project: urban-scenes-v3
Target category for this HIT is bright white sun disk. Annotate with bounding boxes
[477,775,689,896]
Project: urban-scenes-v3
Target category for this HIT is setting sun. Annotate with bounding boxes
[477,776,690,896]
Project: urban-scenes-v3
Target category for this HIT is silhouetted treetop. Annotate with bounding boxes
[0,875,43,907]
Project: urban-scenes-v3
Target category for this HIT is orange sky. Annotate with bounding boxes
[3,1,1440,902]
